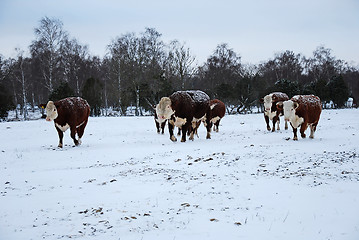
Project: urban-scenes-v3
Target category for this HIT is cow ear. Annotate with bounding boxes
[259,98,264,103]
[276,101,283,110]
[293,102,299,109]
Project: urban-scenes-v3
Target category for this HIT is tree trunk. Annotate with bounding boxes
[118,61,123,115]
[20,59,28,120]
[135,86,140,116]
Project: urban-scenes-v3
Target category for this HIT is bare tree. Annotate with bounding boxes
[167,40,196,90]
[30,17,68,93]
[14,49,29,120]
[61,38,89,95]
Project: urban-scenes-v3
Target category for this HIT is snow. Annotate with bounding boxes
[292,95,321,107]
[184,90,210,103]
[1,109,359,240]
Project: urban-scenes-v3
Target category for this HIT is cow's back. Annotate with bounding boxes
[186,90,210,119]
[292,95,321,124]
[210,99,225,118]
[56,97,90,125]
[169,90,210,119]
[272,92,289,102]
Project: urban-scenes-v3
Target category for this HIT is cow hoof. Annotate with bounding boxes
[301,134,306,138]
[58,143,63,148]
[267,127,271,131]
[271,128,275,132]
[170,136,177,142]
[285,127,288,130]
[293,137,298,141]
[181,139,186,142]
[309,135,314,139]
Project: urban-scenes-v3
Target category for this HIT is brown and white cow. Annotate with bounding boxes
[156,90,212,142]
[154,107,167,134]
[209,99,225,132]
[260,92,289,132]
[42,97,90,148]
[277,95,322,141]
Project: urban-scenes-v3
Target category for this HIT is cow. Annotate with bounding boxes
[260,92,289,132]
[277,95,322,141]
[154,107,167,134]
[209,99,225,132]
[42,97,90,148]
[156,90,211,142]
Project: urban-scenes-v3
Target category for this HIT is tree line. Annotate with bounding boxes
[1,17,358,120]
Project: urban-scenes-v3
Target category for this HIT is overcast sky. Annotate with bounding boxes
[0,0,358,65]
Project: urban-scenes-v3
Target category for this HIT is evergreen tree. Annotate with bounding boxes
[272,79,300,98]
[82,77,103,116]
[48,81,75,101]
[327,75,349,108]
[0,83,14,120]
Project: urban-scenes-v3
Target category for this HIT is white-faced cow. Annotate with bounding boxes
[277,95,322,141]
[156,90,212,142]
[260,92,289,132]
[209,99,225,132]
[154,106,167,134]
[42,97,90,148]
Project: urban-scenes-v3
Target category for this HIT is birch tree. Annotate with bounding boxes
[30,17,68,93]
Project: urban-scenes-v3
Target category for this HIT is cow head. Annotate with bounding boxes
[44,101,58,121]
[281,100,299,121]
[262,94,274,112]
[156,97,174,120]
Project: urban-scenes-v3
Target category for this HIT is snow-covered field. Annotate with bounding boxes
[1,109,359,240]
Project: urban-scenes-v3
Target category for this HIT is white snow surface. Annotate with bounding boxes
[1,109,359,240]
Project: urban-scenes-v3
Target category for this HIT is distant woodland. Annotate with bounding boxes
[1,17,358,119]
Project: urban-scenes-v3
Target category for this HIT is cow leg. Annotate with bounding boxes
[168,120,177,142]
[276,117,280,130]
[70,127,79,146]
[285,119,288,130]
[215,119,220,132]
[189,121,196,141]
[187,127,192,136]
[161,121,166,134]
[182,122,191,142]
[205,114,211,139]
[265,115,271,131]
[309,123,317,139]
[177,127,181,136]
[56,127,64,148]
[77,119,88,145]
[292,127,298,141]
[155,120,160,133]
[271,116,277,132]
[300,122,307,138]
[193,121,201,138]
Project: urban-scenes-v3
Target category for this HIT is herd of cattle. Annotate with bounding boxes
[41,90,322,147]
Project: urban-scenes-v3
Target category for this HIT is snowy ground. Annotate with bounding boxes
[1,109,359,240]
